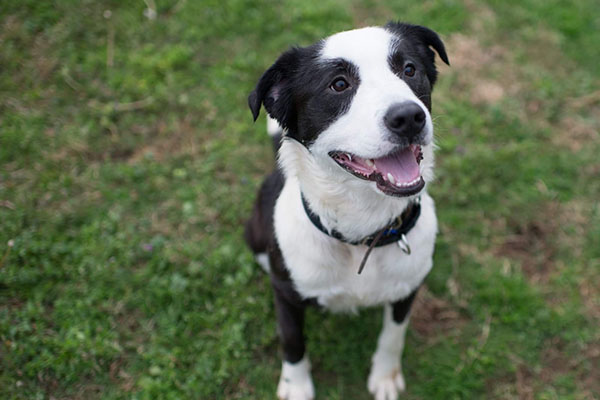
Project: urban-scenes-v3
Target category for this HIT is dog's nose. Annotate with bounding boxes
[384,102,426,139]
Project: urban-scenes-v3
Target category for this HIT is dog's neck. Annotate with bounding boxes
[278,140,419,243]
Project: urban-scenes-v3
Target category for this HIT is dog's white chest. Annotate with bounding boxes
[274,181,438,312]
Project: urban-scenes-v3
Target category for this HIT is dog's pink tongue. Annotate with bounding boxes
[374,147,420,183]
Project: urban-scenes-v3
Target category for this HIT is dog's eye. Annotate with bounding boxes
[330,77,350,92]
[403,64,416,77]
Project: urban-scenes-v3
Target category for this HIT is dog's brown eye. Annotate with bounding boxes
[404,64,416,77]
[330,78,350,92]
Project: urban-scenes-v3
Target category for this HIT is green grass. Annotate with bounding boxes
[1,0,599,399]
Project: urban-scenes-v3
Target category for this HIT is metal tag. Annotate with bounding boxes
[397,234,411,255]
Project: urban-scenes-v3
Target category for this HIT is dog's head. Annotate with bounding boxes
[249,22,449,198]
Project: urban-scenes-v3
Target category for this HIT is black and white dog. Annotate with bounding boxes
[245,22,449,400]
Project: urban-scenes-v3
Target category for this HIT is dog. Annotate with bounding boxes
[245,22,449,400]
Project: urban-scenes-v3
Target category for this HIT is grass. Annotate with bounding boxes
[1,0,599,399]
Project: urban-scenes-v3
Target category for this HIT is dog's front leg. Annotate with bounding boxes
[273,289,314,400]
[368,289,418,400]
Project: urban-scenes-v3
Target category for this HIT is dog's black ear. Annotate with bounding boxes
[248,48,300,128]
[414,25,449,66]
[386,22,450,66]
[385,22,449,88]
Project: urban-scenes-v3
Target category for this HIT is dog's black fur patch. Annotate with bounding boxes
[248,42,362,146]
[386,22,449,111]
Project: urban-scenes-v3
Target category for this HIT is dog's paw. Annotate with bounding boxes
[277,357,315,400]
[277,379,315,400]
[368,363,405,400]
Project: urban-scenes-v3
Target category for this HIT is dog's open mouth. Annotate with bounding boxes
[329,145,425,197]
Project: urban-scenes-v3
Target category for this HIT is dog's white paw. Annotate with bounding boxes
[368,361,405,400]
[277,380,314,400]
[277,357,315,400]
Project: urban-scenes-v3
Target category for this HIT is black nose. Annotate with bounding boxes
[384,102,426,139]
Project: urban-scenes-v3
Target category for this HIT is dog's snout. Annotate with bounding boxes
[384,102,426,139]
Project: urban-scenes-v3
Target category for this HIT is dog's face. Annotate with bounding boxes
[249,22,449,198]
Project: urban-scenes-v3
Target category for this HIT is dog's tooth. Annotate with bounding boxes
[346,153,352,161]
[387,173,396,185]
[365,159,374,168]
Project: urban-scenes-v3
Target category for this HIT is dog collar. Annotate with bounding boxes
[301,193,421,274]
[300,193,421,249]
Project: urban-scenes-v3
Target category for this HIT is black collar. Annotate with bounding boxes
[300,193,421,248]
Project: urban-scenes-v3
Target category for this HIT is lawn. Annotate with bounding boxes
[1,0,599,399]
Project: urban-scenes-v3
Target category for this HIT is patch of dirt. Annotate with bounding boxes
[549,200,590,289]
[580,342,600,396]
[350,0,391,27]
[127,103,216,164]
[579,278,600,322]
[471,81,506,104]
[552,110,600,153]
[108,357,135,392]
[0,15,22,42]
[514,363,536,400]
[31,32,59,82]
[495,209,558,284]
[447,34,504,74]
[584,162,600,177]
[462,0,497,34]
[488,339,600,399]
[410,286,468,341]
[495,200,590,284]
[539,338,572,381]
[537,339,599,396]
[445,34,517,106]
